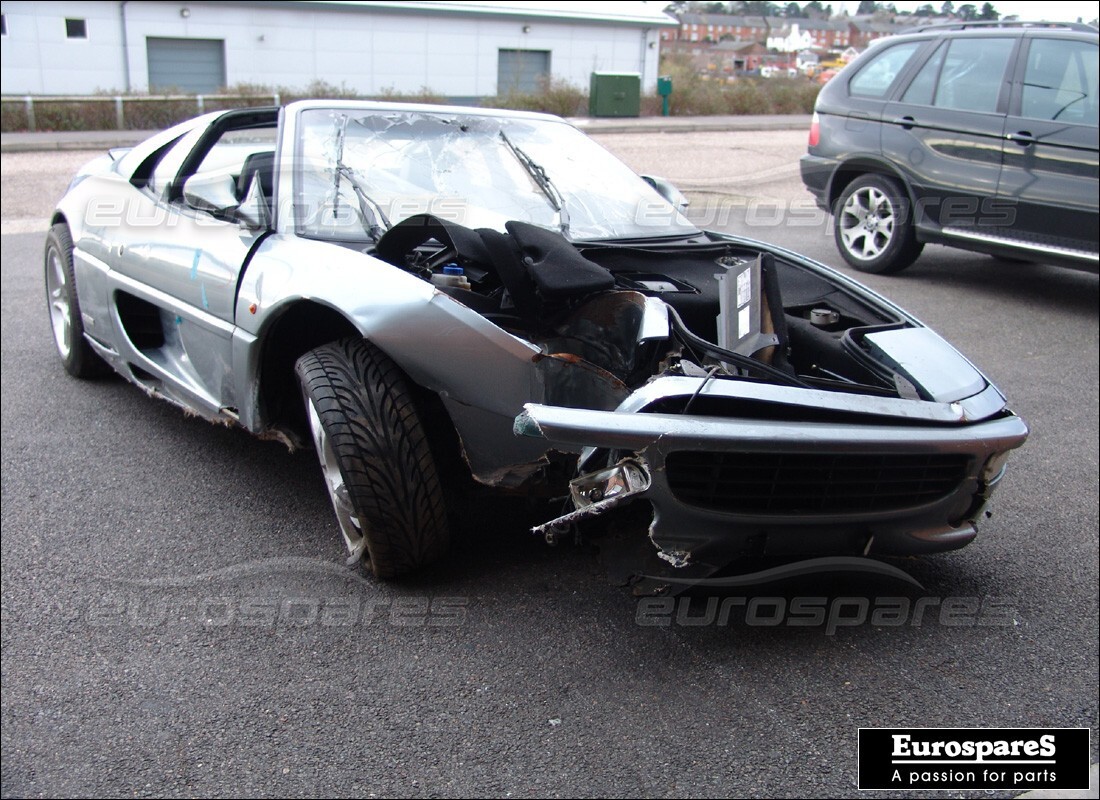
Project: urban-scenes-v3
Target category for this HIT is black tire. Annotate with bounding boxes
[295,338,450,579]
[833,174,923,274]
[44,223,110,378]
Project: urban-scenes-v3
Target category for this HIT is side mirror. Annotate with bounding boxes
[641,174,689,213]
[234,171,271,230]
[182,173,240,215]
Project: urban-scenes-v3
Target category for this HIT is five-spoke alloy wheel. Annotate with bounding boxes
[833,175,923,274]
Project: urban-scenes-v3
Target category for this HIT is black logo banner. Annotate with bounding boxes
[858,728,1090,791]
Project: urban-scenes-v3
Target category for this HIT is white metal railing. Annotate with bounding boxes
[1,94,282,131]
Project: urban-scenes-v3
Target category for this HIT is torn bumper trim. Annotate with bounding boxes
[532,458,652,539]
[515,402,1028,565]
[515,402,1029,455]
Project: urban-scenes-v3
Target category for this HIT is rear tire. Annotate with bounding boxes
[833,175,923,274]
[295,338,450,579]
[44,223,110,378]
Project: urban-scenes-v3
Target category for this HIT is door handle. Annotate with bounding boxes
[1006,131,1037,146]
[892,115,916,129]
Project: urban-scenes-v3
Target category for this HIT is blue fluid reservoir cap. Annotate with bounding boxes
[443,264,464,276]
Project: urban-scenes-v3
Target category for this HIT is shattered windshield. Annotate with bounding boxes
[294,107,698,243]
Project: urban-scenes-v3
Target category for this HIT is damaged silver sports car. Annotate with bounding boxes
[46,100,1028,584]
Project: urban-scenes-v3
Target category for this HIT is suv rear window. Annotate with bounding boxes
[1021,38,1099,125]
[848,42,923,98]
[923,37,1015,113]
[902,38,1016,111]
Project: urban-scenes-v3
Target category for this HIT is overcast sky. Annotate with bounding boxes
[425,1,1097,25]
[835,0,1100,22]
[433,1,1098,24]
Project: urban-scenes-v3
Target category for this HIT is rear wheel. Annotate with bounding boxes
[833,175,923,274]
[44,223,109,378]
[295,338,450,579]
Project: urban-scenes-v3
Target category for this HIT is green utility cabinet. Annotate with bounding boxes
[657,75,673,116]
[589,72,641,117]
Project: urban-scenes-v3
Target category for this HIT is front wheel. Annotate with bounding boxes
[833,175,923,274]
[295,339,450,579]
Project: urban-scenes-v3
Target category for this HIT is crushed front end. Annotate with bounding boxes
[517,375,1026,577]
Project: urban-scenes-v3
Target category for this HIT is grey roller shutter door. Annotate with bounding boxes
[147,37,226,93]
[497,49,551,94]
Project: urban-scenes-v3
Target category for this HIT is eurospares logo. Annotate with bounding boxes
[858,728,1091,790]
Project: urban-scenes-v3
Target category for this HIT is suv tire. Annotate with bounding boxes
[833,174,923,274]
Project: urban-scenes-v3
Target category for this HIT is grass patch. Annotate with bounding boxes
[1,61,818,132]
[480,76,587,117]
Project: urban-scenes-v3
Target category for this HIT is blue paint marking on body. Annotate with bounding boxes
[190,250,200,280]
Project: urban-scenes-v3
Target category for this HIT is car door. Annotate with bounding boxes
[832,39,930,156]
[881,35,1018,231]
[109,108,277,415]
[996,34,1099,257]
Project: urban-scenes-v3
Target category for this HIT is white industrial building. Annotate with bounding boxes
[0,0,675,98]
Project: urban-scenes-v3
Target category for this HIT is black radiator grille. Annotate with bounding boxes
[665,451,970,515]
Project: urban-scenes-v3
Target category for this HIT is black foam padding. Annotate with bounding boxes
[374,213,493,268]
[477,227,540,320]
[504,221,615,298]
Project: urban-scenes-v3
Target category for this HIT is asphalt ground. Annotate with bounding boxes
[1,130,1097,798]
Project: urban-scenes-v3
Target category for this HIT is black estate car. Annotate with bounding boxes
[801,21,1099,274]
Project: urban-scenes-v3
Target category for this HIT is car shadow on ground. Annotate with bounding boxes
[879,252,1100,319]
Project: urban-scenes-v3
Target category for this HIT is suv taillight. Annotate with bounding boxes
[808,111,820,148]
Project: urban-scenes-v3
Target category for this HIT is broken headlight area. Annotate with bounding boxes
[571,459,651,509]
[531,458,652,545]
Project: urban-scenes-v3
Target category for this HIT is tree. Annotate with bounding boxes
[956,3,978,20]
[804,0,827,18]
[784,2,804,17]
[682,0,728,11]
[978,1,999,20]
[857,0,877,13]
[742,0,783,15]
[914,3,936,16]
[940,0,955,14]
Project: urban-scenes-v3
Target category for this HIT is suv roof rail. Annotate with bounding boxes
[906,20,1097,33]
